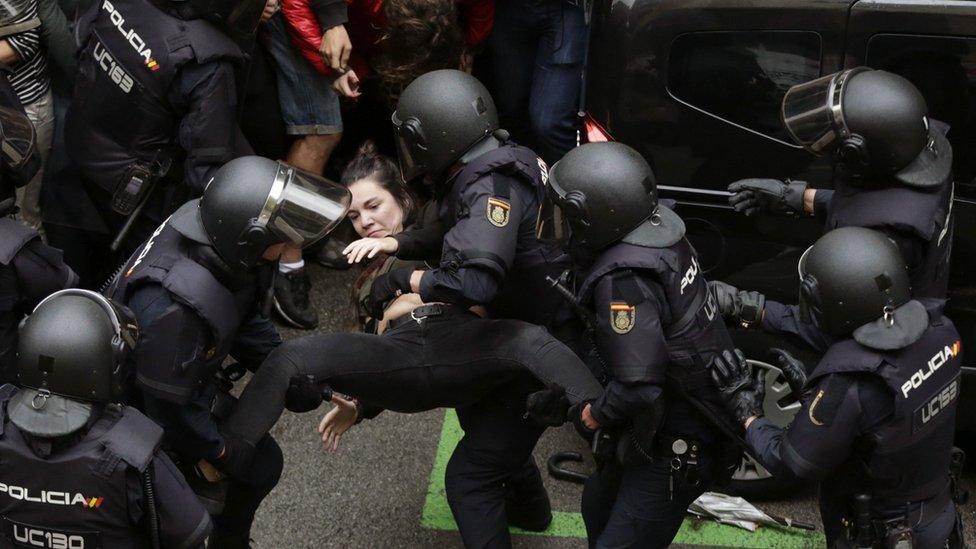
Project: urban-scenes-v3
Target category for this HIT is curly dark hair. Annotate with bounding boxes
[373,0,466,108]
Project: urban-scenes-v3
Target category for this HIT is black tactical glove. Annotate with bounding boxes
[366,267,413,320]
[710,349,765,425]
[285,374,323,413]
[709,281,766,326]
[727,179,808,217]
[526,384,570,427]
[769,348,808,395]
[213,433,256,480]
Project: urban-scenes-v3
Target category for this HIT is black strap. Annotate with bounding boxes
[610,273,646,304]
[667,284,709,338]
[491,173,511,199]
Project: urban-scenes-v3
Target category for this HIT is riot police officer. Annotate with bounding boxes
[712,227,964,548]
[0,289,211,548]
[0,75,77,382]
[51,0,267,286]
[538,142,743,548]
[721,68,954,350]
[362,69,567,546]
[106,156,351,547]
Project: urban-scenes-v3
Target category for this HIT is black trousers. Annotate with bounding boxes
[224,309,603,547]
[581,453,718,549]
[211,434,283,545]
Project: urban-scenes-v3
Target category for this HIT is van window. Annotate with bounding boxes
[868,34,976,198]
[668,31,822,143]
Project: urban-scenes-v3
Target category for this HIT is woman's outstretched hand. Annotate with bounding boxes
[318,394,359,452]
[343,237,398,264]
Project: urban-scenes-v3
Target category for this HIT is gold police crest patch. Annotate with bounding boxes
[487,197,511,227]
[610,302,636,334]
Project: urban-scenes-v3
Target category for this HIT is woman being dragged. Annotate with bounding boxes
[221,142,601,450]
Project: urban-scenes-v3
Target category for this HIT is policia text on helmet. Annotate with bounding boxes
[169,156,352,270]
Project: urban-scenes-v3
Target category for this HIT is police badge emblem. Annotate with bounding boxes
[487,197,511,227]
[610,302,636,334]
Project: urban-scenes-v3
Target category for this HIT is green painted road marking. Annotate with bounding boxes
[422,410,824,547]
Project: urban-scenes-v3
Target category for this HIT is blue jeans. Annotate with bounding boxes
[489,0,587,165]
[263,13,343,136]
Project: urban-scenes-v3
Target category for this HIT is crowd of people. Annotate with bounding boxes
[0,0,968,548]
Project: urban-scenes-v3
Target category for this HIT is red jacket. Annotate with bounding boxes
[280,0,494,77]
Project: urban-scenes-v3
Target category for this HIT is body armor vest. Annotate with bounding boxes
[811,312,961,508]
[66,0,244,193]
[107,221,256,378]
[0,388,162,549]
[825,175,953,299]
[577,239,745,446]
[441,142,569,326]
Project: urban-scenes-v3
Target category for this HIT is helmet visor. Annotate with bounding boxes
[0,104,35,173]
[392,111,428,182]
[782,68,865,154]
[263,163,351,249]
[535,194,572,249]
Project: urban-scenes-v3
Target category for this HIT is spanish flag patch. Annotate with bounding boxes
[486,197,511,227]
[610,302,636,334]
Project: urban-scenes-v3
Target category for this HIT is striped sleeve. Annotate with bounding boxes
[3,1,49,105]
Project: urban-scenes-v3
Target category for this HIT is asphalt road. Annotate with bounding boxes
[248,263,976,548]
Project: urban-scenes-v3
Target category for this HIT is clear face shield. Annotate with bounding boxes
[260,163,351,249]
[0,104,36,174]
[781,68,867,154]
[391,111,429,183]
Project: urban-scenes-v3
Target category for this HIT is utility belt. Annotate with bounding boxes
[844,490,958,549]
[386,303,476,331]
[598,427,707,501]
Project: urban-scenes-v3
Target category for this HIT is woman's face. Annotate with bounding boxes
[347,178,405,239]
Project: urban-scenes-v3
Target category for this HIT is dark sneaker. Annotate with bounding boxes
[312,238,351,270]
[273,268,319,329]
[505,477,553,532]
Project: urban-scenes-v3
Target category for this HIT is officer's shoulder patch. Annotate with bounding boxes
[610,301,636,334]
[806,375,847,427]
[486,197,511,227]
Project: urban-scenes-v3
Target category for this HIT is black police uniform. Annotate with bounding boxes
[385,138,569,547]
[419,138,566,325]
[747,300,962,547]
[574,237,741,548]
[106,219,283,543]
[762,170,954,354]
[53,0,250,283]
[0,217,77,383]
[0,384,212,548]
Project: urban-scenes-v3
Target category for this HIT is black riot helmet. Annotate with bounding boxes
[538,142,685,253]
[169,0,266,37]
[798,227,919,343]
[169,156,351,270]
[392,69,499,184]
[11,290,139,436]
[782,67,951,187]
